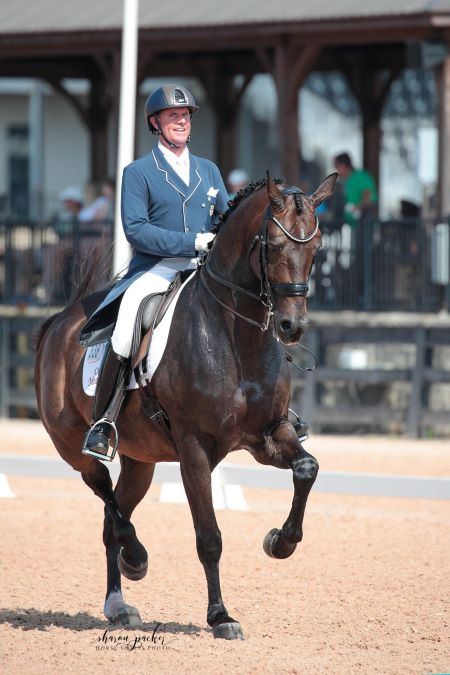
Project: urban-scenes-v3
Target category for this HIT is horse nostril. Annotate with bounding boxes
[280,320,292,333]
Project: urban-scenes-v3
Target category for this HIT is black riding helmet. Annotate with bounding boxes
[145,84,199,133]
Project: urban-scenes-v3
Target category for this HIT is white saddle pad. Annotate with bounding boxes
[82,272,194,396]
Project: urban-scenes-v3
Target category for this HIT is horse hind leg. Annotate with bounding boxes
[262,422,318,560]
[58,443,149,627]
[103,456,155,627]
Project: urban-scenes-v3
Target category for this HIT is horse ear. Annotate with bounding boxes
[266,171,284,211]
[310,172,339,209]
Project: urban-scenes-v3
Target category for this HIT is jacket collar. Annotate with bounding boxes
[152,145,202,201]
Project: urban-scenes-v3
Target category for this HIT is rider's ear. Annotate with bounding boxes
[266,171,284,212]
[310,172,339,209]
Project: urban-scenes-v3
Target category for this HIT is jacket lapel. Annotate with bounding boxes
[152,146,187,197]
[186,154,202,201]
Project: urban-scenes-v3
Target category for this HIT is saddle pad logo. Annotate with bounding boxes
[86,342,107,363]
[82,342,107,396]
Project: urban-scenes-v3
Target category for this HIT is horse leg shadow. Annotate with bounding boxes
[257,420,319,560]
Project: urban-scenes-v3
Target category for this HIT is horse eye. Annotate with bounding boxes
[268,242,283,253]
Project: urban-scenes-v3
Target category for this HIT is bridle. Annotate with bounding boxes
[199,186,319,332]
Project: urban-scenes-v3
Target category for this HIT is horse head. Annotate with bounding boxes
[256,172,338,344]
[204,172,338,344]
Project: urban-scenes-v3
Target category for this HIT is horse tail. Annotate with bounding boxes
[33,243,114,352]
[69,242,113,305]
[33,314,61,351]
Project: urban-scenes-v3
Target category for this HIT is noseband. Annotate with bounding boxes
[200,186,319,331]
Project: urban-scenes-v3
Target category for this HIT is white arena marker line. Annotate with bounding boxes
[159,482,187,504]
[223,484,248,511]
[0,473,15,498]
[158,474,248,511]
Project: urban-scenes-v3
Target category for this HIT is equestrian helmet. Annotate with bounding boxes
[145,84,199,132]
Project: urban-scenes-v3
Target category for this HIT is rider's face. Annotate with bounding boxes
[152,107,191,149]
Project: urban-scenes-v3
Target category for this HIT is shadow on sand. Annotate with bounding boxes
[0,608,205,636]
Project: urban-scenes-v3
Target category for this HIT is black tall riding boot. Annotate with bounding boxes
[82,344,129,460]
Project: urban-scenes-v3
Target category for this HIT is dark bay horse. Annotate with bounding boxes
[34,172,337,640]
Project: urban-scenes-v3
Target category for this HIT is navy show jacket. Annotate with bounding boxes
[79,145,228,345]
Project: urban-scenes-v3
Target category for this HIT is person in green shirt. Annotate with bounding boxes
[334,152,377,227]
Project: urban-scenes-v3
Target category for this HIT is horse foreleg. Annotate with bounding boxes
[180,440,244,640]
[102,456,155,626]
[262,421,318,560]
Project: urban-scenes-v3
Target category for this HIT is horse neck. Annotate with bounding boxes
[203,194,277,351]
[209,195,266,291]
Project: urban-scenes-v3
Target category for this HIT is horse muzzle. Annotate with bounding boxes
[274,314,309,345]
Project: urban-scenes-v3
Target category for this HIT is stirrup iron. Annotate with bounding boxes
[289,408,309,443]
[81,418,119,462]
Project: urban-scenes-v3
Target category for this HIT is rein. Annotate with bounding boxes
[200,185,318,333]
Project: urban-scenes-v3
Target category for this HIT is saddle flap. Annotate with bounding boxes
[130,272,185,369]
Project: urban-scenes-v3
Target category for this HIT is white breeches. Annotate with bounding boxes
[111,257,196,358]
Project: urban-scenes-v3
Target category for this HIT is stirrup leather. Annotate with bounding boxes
[81,418,119,462]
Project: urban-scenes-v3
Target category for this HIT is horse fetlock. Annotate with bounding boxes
[114,519,136,546]
[104,590,143,627]
[207,603,232,628]
[292,455,319,482]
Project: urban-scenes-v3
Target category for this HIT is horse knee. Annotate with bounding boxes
[292,455,319,482]
[196,528,222,565]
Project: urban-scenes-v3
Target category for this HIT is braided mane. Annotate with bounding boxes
[214,176,283,232]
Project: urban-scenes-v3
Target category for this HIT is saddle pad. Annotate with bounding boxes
[82,272,194,396]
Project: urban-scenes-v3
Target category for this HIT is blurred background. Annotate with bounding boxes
[1,0,450,437]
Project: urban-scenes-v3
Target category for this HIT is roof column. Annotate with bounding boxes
[261,40,321,184]
[435,51,450,218]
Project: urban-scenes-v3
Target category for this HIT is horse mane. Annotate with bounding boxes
[214,176,284,232]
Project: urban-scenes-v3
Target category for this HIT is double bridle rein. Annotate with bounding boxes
[199,186,319,332]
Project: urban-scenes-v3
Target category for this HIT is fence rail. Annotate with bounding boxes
[0,217,449,311]
[2,309,450,436]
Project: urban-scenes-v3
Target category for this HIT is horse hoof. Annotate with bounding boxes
[117,547,148,581]
[263,528,297,559]
[213,622,244,640]
[108,605,143,628]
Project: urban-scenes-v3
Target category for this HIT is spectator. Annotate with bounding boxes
[333,152,377,226]
[78,178,115,223]
[226,168,249,200]
[333,153,377,309]
[53,186,83,236]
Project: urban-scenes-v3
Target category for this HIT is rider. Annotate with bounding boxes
[81,83,229,459]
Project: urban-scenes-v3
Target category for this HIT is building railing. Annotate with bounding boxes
[0,217,449,311]
[0,219,113,306]
[309,218,448,312]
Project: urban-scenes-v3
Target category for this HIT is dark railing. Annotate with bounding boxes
[0,217,449,311]
[0,219,113,305]
[309,218,448,312]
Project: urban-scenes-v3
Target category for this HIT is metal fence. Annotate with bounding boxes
[0,219,113,306]
[309,218,448,312]
[0,217,449,311]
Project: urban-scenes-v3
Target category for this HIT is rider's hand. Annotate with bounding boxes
[195,232,215,253]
